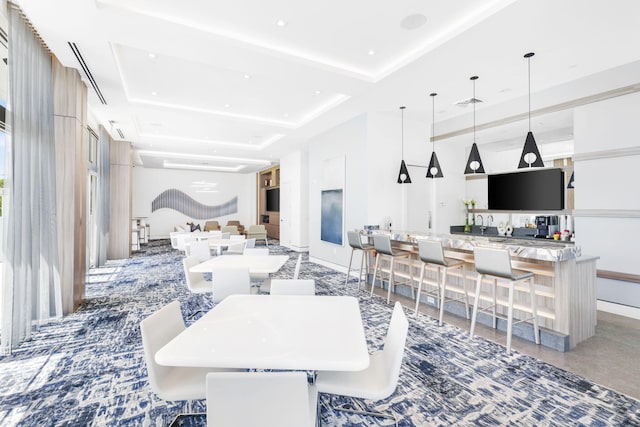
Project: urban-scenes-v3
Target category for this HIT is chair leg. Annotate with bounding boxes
[506,280,515,353]
[492,278,498,329]
[387,258,394,304]
[370,254,381,298]
[529,277,541,345]
[345,248,355,286]
[438,266,447,326]
[461,264,470,319]
[414,263,425,315]
[409,259,415,300]
[470,273,483,338]
[358,250,366,288]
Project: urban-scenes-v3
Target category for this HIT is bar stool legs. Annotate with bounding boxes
[438,264,469,327]
[345,247,372,288]
[470,274,540,353]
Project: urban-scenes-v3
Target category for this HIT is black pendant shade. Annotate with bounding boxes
[567,171,574,189]
[464,142,485,174]
[397,159,412,183]
[518,131,544,168]
[426,92,444,178]
[396,106,411,184]
[465,76,485,174]
[426,152,443,178]
[518,52,544,169]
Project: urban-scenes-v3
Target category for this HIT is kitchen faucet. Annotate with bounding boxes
[477,215,484,226]
[488,214,494,227]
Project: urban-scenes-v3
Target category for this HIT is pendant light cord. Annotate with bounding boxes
[400,106,405,158]
[431,94,436,152]
[528,56,531,131]
[472,78,476,143]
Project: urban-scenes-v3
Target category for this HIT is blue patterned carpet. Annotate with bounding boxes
[1,240,639,426]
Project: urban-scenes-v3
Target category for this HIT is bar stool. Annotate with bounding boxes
[470,247,540,353]
[345,231,376,288]
[370,235,412,304]
[414,240,470,326]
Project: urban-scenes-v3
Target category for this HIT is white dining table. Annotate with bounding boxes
[190,254,289,275]
[155,294,370,372]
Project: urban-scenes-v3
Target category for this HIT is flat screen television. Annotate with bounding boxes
[488,168,564,210]
[266,188,280,212]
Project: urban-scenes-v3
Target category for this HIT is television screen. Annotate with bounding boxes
[488,168,564,210]
[266,188,280,212]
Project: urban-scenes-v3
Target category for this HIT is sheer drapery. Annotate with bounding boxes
[96,125,111,266]
[1,5,62,353]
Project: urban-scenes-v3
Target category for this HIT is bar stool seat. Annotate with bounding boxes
[345,231,376,288]
[414,240,470,326]
[470,247,540,353]
[370,234,412,304]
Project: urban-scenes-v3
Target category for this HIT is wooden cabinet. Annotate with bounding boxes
[256,165,280,240]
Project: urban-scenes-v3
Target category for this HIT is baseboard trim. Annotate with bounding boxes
[597,300,640,320]
[309,257,348,274]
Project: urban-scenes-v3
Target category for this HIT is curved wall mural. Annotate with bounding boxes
[151,188,237,219]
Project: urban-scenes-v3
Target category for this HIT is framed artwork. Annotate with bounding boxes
[320,156,345,245]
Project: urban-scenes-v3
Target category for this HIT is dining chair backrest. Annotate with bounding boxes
[243,248,269,256]
[177,234,198,252]
[139,301,186,401]
[379,301,409,398]
[220,232,231,240]
[221,225,239,235]
[372,234,394,256]
[229,235,246,241]
[185,240,212,262]
[417,239,446,266]
[211,266,251,303]
[225,240,246,255]
[182,256,209,293]
[169,232,182,249]
[473,247,514,279]
[207,230,222,238]
[245,238,256,249]
[347,231,368,250]
[206,371,315,427]
[293,254,302,280]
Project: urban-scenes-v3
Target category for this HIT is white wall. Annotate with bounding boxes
[280,150,309,251]
[573,91,640,307]
[132,167,255,238]
[308,114,368,266]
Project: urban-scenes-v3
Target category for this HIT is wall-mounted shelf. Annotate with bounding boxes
[469,209,574,215]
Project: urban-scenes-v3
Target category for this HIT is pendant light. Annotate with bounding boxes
[567,171,574,189]
[518,52,544,168]
[464,75,485,174]
[396,106,412,184]
[426,93,443,178]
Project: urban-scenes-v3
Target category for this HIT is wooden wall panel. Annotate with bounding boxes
[108,140,132,260]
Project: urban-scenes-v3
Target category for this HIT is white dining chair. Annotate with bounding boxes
[270,279,316,296]
[315,301,408,426]
[293,253,302,279]
[185,240,212,262]
[211,266,251,303]
[243,248,269,256]
[182,256,212,294]
[244,238,256,249]
[225,240,246,255]
[140,301,231,424]
[206,371,317,427]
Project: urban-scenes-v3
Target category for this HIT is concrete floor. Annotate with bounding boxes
[374,287,640,400]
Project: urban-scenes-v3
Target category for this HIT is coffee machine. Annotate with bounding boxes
[535,215,558,238]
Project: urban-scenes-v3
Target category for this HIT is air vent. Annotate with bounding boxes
[117,128,125,139]
[454,97,484,107]
[68,42,107,105]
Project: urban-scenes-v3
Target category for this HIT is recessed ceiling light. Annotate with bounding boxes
[244,74,251,79]
[148,53,156,60]
[314,90,321,95]
[151,91,157,96]
[276,19,288,27]
[283,113,289,118]
[368,49,376,56]
[224,103,231,108]
[400,14,427,30]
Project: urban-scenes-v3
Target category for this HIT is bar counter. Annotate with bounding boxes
[362,229,598,351]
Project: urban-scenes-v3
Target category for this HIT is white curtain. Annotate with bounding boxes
[1,5,62,353]
[96,125,111,266]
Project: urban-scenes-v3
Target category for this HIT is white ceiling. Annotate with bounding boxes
[14,0,640,173]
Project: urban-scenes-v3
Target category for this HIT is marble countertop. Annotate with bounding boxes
[363,229,581,262]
